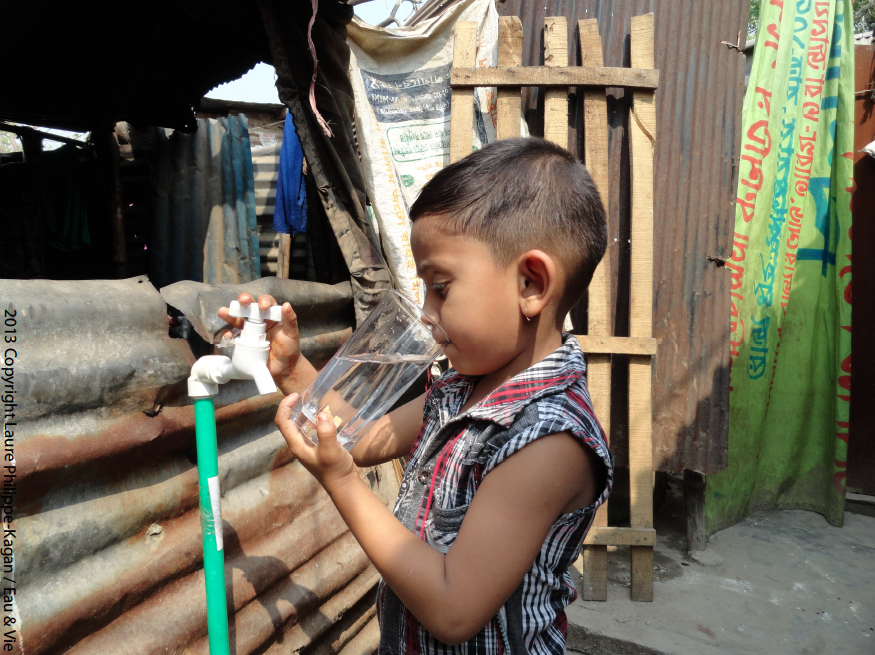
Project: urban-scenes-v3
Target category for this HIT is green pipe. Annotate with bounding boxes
[194,397,230,655]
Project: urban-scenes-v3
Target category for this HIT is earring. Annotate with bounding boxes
[524,307,531,322]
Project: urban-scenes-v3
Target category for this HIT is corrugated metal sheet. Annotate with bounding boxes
[251,140,309,278]
[150,115,262,290]
[848,44,875,495]
[406,0,468,27]
[10,276,393,654]
[501,0,748,473]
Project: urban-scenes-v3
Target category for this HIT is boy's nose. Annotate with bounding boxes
[419,303,449,346]
[422,292,438,318]
[423,316,450,346]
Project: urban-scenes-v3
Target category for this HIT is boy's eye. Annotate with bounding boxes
[429,282,448,297]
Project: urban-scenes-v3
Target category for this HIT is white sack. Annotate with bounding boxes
[348,0,526,305]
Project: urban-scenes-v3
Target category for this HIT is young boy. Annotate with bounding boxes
[221,137,612,654]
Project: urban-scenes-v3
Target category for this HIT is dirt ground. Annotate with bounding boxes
[566,493,875,655]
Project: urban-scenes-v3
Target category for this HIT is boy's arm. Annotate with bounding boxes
[276,402,596,645]
[348,392,426,466]
[219,293,424,466]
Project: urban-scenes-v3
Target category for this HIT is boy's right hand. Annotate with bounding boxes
[217,292,304,384]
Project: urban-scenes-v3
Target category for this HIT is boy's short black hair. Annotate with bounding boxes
[409,137,607,312]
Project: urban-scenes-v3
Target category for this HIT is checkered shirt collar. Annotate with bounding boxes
[431,334,587,428]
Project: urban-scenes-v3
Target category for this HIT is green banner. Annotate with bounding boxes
[706,0,853,533]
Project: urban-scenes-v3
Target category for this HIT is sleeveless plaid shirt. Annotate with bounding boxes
[376,334,613,655]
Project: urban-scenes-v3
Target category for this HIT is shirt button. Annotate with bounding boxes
[418,468,432,484]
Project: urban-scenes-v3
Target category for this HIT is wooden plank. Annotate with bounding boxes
[629,13,656,341]
[684,469,707,551]
[392,459,404,485]
[450,66,660,89]
[628,357,653,529]
[631,546,654,601]
[577,335,657,356]
[543,17,571,331]
[580,18,611,337]
[543,17,568,148]
[0,122,86,147]
[578,17,611,603]
[496,16,523,140]
[584,527,657,547]
[577,545,607,600]
[449,21,478,164]
[629,12,656,603]
[277,233,291,279]
[105,132,128,279]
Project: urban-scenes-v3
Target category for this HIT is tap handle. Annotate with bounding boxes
[229,300,283,322]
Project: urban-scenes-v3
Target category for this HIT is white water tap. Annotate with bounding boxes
[188,301,283,398]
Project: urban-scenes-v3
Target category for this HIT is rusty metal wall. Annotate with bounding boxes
[848,44,875,495]
[10,276,393,654]
[500,0,748,473]
[150,115,262,291]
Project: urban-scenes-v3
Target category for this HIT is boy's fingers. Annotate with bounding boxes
[279,393,298,408]
[275,394,311,451]
[257,294,278,309]
[217,306,244,330]
[316,412,339,446]
[280,302,301,340]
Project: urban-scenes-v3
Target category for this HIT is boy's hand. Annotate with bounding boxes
[275,392,359,488]
[217,292,305,383]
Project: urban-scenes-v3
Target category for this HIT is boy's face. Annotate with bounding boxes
[411,218,525,376]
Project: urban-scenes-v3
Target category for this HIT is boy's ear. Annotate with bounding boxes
[517,250,557,318]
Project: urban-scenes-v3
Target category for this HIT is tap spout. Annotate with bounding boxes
[231,343,278,395]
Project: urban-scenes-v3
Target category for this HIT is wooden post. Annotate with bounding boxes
[577,17,612,602]
[107,130,129,279]
[542,17,568,149]
[543,17,572,331]
[628,12,656,602]
[496,16,523,140]
[277,233,291,279]
[684,469,707,551]
[449,21,478,163]
[19,130,43,162]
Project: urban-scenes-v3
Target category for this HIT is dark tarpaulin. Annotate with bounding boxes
[0,144,113,280]
[257,0,392,325]
[0,161,46,278]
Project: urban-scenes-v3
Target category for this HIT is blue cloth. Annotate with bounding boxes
[273,116,308,235]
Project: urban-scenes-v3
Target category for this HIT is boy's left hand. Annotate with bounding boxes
[275,393,359,488]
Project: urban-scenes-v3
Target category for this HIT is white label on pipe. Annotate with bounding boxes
[208,475,223,551]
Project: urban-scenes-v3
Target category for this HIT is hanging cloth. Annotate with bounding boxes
[35,144,94,252]
[273,115,308,235]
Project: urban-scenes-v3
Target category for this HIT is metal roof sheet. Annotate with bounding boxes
[10,276,384,654]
